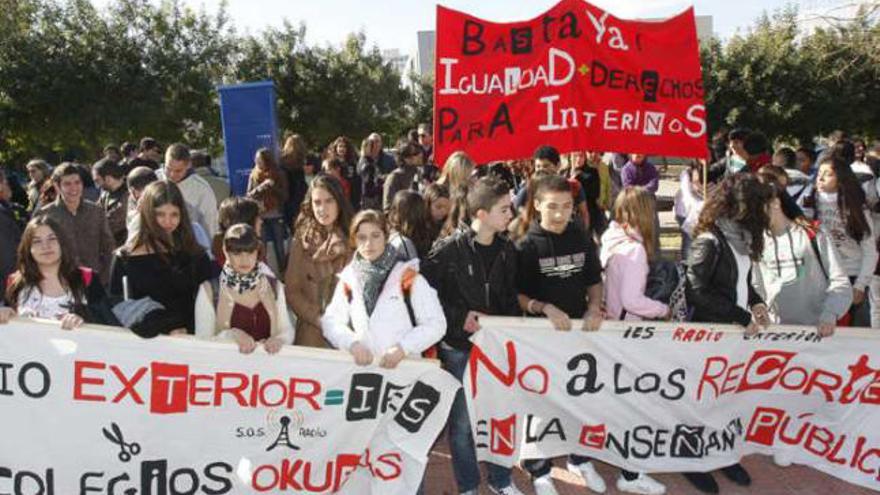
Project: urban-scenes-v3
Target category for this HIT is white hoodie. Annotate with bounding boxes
[754,224,852,325]
[673,169,704,237]
[815,193,877,291]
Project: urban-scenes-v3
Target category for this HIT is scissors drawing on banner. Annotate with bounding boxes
[102,422,141,462]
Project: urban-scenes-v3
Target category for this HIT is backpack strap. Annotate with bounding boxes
[400,267,418,328]
[342,269,418,328]
[343,282,353,303]
[804,224,828,281]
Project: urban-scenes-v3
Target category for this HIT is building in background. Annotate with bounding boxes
[797,0,877,33]
[382,48,409,78]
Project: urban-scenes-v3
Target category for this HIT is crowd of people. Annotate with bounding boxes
[0,125,879,495]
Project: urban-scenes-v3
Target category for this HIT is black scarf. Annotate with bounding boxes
[353,245,397,316]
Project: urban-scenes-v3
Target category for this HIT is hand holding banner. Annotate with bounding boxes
[466,317,880,492]
[0,319,459,494]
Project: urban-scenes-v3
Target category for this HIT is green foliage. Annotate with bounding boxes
[0,0,237,164]
[235,29,414,150]
[2,0,876,167]
[0,0,422,167]
[701,5,880,145]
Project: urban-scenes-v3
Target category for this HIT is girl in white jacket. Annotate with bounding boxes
[802,158,877,327]
[322,210,445,368]
[195,224,294,353]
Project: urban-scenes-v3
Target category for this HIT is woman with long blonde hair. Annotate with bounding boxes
[437,151,475,192]
[600,187,667,321]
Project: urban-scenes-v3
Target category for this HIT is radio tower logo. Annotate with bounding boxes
[266,416,300,451]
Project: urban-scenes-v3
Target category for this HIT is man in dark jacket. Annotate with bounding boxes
[382,141,422,211]
[0,169,23,284]
[422,176,522,495]
[93,158,129,248]
[368,132,397,176]
[708,128,751,178]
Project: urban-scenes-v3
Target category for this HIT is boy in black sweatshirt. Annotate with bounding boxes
[516,174,609,495]
[423,176,523,495]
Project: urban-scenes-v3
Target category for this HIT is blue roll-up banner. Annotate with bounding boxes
[218,81,279,196]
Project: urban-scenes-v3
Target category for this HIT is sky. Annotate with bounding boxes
[90,0,812,53]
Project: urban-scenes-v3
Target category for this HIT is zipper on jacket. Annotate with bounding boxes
[468,237,492,309]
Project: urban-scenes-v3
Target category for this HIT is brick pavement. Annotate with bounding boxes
[422,432,875,495]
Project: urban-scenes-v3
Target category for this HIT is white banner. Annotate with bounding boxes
[0,318,460,494]
[466,317,880,492]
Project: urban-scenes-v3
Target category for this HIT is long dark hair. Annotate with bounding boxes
[388,190,434,258]
[695,174,773,260]
[326,136,357,166]
[129,180,202,257]
[424,182,450,240]
[281,134,308,170]
[805,157,870,242]
[293,174,353,247]
[5,216,86,312]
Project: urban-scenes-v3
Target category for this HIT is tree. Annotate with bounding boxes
[406,73,434,132]
[234,28,414,151]
[0,0,237,165]
[701,5,879,145]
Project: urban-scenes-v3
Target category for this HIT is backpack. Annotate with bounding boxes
[342,267,417,328]
[640,259,690,322]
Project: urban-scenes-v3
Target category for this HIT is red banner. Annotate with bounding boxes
[433,0,708,165]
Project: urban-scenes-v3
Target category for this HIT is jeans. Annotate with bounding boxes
[848,276,871,327]
[439,344,512,492]
[261,216,289,274]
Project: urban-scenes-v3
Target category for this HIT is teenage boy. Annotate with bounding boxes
[128,137,162,171]
[40,163,115,285]
[516,173,609,495]
[93,158,129,247]
[513,145,590,232]
[161,143,219,237]
[423,176,524,495]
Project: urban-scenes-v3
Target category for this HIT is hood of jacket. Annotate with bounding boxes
[599,221,643,268]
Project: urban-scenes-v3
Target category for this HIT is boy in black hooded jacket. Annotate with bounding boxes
[422,176,522,495]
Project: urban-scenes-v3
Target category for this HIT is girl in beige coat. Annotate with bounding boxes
[284,175,353,347]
